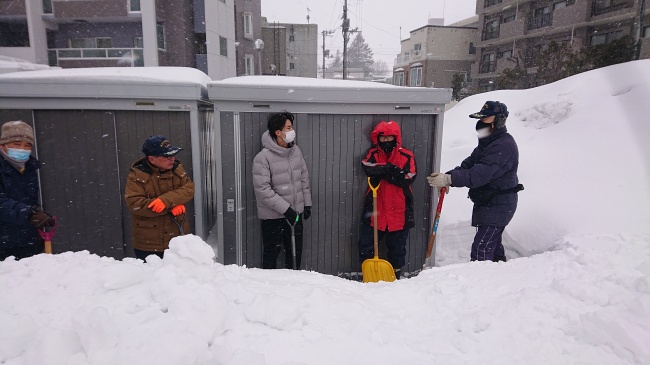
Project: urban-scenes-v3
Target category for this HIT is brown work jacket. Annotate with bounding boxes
[125,158,194,252]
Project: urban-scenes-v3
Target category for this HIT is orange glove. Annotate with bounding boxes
[147,198,166,213]
[171,204,186,216]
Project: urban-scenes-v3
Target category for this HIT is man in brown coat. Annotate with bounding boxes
[125,135,194,260]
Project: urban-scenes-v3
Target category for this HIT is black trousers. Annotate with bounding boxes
[261,217,303,270]
[0,241,44,261]
[357,223,410,269]
[134,249,164,261]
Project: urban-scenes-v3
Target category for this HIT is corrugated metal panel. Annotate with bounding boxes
[33,110,125,257]
[224,112,436,276]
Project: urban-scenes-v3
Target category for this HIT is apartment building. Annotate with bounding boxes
[472,0,650,92]
[260,18,318,77]
[0,0,236,80]
[234,0,262,76]
[393,18,478,89]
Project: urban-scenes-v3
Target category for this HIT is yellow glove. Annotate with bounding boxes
[171,204,186,216]
[147,198,166,213]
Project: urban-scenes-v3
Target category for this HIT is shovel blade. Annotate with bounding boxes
[362,258,396,283]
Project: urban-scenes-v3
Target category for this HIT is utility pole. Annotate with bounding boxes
[321,30,333,78]
[635,0,646,60]
[342,0,358,80]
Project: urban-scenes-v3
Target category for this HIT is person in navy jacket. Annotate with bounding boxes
[358,121,417,278]
[0,121,54,261]
[428,101,521,262]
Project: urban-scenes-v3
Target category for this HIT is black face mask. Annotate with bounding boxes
[378,140,397,154]
[475,120,491,131]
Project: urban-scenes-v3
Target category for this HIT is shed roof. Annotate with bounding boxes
[208,76,451,106]
[0,67,211,100]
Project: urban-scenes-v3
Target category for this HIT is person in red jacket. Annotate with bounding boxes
[358,121,417,279]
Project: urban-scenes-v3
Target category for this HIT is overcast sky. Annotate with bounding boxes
[261,0,478,67]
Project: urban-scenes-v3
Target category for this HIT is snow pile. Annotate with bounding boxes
[435,59,650,265]
[1,61,650,364]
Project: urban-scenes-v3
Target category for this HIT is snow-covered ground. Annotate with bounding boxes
[1,61,649,365]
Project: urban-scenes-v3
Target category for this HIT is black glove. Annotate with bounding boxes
[386,163,404,176]
[284,207,299,225]
[303,206,312,221]
[29,207,54,228]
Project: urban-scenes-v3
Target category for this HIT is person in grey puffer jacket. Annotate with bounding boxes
[252,111,312,270]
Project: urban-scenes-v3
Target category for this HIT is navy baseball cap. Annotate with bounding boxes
[142,135,182,156]
[469,101,507,119]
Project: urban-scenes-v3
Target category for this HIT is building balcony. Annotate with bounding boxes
[591,0,634,17]
[394,54,411,66]
[48,48,143,67]
[553,0,591,25]
[482,27,500,41]
[527,13,553,30]
[47,0,133,22]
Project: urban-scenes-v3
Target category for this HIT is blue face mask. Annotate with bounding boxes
[6,148,31,162]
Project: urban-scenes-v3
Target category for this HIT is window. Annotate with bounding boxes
[69,38,112,48]
[0,19,30,47]
[409,67,422,87]
[243,13,253,39]
[469,42,476,54]
[590,30,623,46]
[244,54,254,75]
[195,33,206,54]
[413,43,422,55]
[534,6,550,17]
[156,23,165,49]
[500,50,512,59]
[502,14,516,23]
[484,0,502,7]
[553,1,566,10]
[289,35,295,42]
[480,53,496,73]
[219,36,228,56]
[394,71,404,86]
[289,62,295,70]
[644,26,650,38]
[129,0,141,12]
[43,0,52,14]
[134,37,143,48]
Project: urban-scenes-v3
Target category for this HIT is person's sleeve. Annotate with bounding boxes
[158,170,195,208]
[300,154,312,208]
[252,154,291,215]
[361,148,390,177]
[385,153,417,188]
[448,145,515,188]
[0,176,31,225]
[124,172,166,217]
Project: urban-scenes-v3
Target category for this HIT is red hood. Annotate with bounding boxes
[370,120,402,148]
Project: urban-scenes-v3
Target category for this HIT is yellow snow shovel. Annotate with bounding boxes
[362,178,396,283]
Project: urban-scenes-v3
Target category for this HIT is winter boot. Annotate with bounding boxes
[492,255,507,263]
[394,268,402,280]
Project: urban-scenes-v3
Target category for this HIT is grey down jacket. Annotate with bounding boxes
[252,130,312,219]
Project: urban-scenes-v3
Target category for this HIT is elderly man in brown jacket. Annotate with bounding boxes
[125,135,194,261]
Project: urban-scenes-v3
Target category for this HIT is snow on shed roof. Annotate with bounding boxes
[0,67,211,100]
[208,75,451,105]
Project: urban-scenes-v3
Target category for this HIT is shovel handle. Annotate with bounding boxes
[368,178,380,259]
[424,187,446,262]
[38,217,57,254]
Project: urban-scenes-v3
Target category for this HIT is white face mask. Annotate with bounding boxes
[282,130,296,143]
[477,128,491,139]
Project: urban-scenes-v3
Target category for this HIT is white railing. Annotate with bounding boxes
[48,48,144,67]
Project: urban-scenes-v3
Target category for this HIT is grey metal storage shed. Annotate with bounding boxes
[208,76,451,277]
[0,67,214,259]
